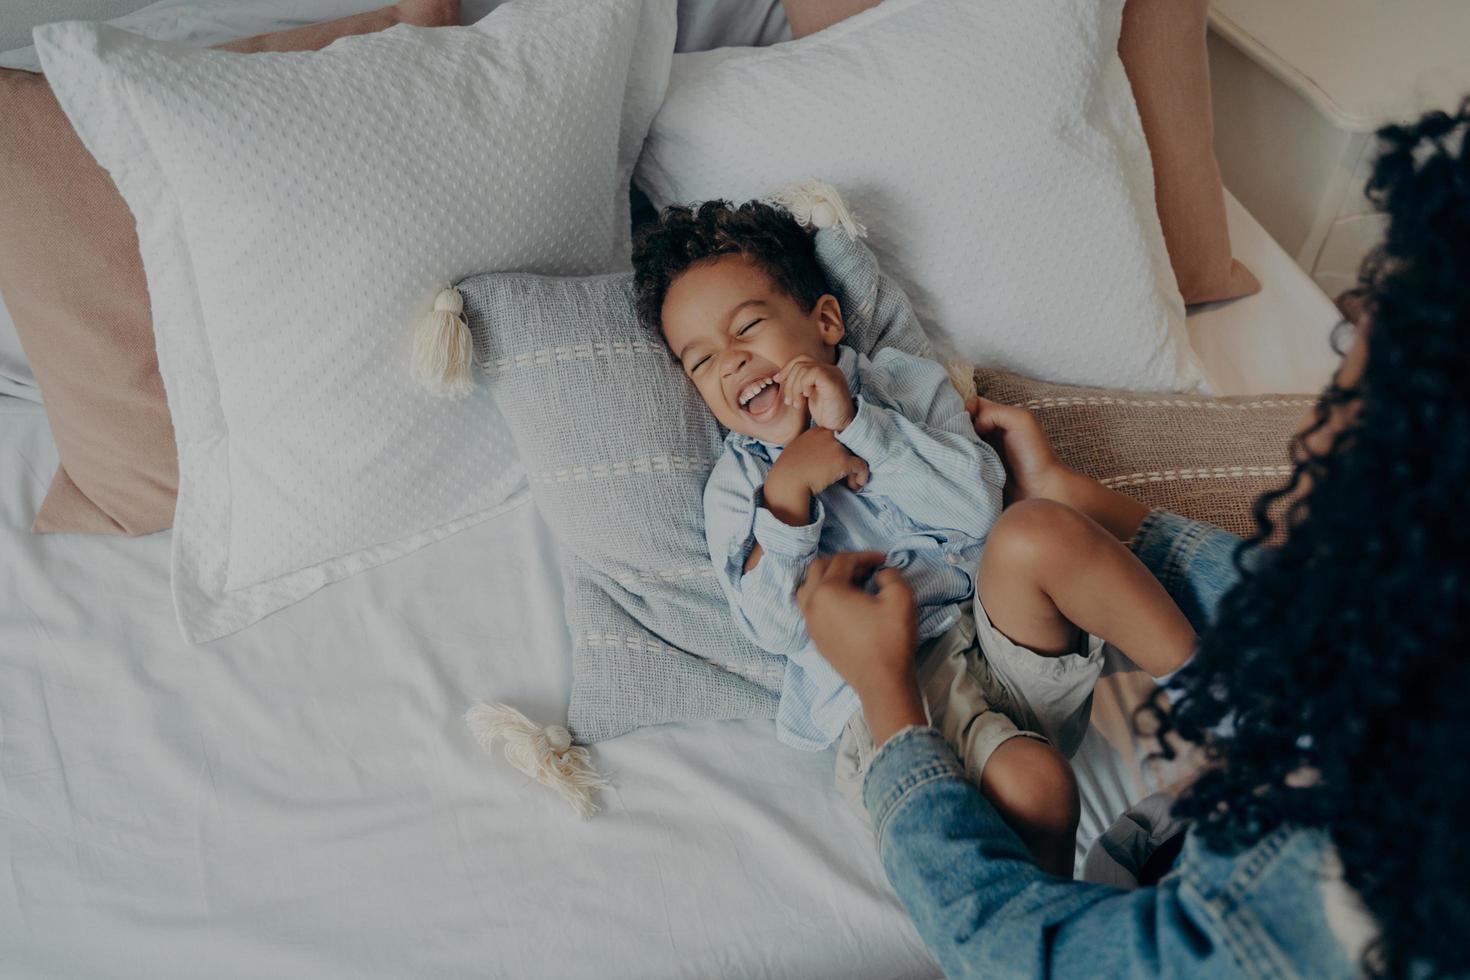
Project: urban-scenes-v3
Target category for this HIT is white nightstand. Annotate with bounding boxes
[1205,0,1470,300]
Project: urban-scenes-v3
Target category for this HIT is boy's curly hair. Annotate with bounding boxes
[631,199,833,333]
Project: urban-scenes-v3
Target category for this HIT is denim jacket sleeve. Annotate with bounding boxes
[861,512,1267,978]
[862,728,1284,979]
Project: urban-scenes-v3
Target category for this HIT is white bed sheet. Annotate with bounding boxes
[0,195,1342,980]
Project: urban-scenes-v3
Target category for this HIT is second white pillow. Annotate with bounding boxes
[634,0,1202,393]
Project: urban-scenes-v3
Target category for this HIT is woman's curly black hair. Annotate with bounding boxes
[1145,100,1470,977]
[630,199,832,333]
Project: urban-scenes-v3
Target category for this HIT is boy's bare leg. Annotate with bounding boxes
[978,737,1080,878]
[1043,468,1151,544]
[978,498,1196,678]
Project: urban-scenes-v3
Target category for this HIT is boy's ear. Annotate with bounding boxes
[815,293,845,345]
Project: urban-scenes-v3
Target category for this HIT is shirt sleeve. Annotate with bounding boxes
[704,452,824,658]
[862,727,1240,979]
[834,349,1005,539]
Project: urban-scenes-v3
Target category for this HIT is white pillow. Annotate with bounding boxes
[634,0,1203,393]
[36,0,675,641]
[3,0,390,399]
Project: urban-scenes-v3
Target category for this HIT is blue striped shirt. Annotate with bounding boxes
[704,344,1006,750]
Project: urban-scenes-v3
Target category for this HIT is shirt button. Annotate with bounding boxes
[946,553,964,565]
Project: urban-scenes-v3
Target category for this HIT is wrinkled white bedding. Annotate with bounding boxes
[0,193,1341,979]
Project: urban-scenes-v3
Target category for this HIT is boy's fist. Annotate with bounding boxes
[782,426,869,494]
[776,355,856,431]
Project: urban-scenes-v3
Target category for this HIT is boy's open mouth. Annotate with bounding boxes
[737,376,781,419]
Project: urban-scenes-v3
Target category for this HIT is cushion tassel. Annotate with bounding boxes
[764,177,867,239]
[465,701,610,819]
[945,359,978,401]
[412,286,475,398]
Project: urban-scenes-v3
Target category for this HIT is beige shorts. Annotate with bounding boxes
[834,591,1105,816]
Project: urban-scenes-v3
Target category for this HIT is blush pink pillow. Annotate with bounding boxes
[0,1,460,535]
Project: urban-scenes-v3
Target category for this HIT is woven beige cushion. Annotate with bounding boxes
[975,370,1311,539]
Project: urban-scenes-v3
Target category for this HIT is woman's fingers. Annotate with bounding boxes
[872,566,914,605]
[970,396,1024,435]
[873,566,905,590]
[800,554,832,589]
[799,551,883,606]
[825,550,888,587]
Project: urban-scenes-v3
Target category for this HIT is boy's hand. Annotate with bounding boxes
[777,426,869,494]
[776,355,856,431]
[764,428,869,526]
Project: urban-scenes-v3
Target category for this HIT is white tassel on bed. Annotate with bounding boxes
[465,702,610,819]
[412,285,475,398]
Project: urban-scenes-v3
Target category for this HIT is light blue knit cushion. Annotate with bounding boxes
[458,228,931,741]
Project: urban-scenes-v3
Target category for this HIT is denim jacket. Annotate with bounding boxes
[861,511,1370,979]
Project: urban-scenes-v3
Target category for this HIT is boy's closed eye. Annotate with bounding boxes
[685,318,764,376]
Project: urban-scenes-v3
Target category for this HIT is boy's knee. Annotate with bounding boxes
[984,498,1093,577]
[981,737,1081,843]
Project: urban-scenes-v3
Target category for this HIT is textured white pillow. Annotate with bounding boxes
[37,0,675,641]
[3,0,390,399]
[635,0,1203,393]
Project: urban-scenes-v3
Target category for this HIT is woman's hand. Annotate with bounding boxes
[967,396,1149,541]
[965,397,1069,505]
[796,552,927,747]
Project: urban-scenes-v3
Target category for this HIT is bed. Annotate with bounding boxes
[0,185,1341,979]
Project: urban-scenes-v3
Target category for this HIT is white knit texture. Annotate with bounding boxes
[36,0,675,641]
[635,0,1202,393]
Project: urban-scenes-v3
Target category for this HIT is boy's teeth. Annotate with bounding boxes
[739,377,775,408]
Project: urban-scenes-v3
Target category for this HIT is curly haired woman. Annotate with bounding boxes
[795,101,1470,979]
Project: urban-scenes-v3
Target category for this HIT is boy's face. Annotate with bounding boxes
[661,253,844,445]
